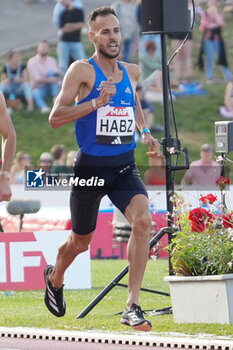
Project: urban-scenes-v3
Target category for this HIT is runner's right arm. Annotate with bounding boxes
[0,92,16,201]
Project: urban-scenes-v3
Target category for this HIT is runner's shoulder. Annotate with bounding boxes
[120,61,141,81]
[68,59,95,79]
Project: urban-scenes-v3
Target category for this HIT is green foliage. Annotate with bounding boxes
[171,229,233,276]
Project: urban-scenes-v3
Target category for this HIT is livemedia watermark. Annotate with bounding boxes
[25,168,105,191]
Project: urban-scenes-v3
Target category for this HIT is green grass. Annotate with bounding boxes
[1,259,233,336]
[11,107,77,165]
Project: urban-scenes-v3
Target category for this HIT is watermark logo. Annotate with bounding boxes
[26,168,45,188]
[25,166,105,191]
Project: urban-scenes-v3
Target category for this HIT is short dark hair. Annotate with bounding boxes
[8,50,18,60]
[38,39,49,46]
[145,40,157,52]
[136,84,143,92]
[88,7,118,27]
[50,144,66,160]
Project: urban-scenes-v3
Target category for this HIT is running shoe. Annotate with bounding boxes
[44,264,66,317]
[120,303,152,331]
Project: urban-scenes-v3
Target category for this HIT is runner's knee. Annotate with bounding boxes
[131,213,151,237]
[70,231,93,253]
[58,231,93,256]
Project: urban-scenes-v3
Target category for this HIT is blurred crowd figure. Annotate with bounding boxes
[170,0,194,83]
[223,0,233,14]
[143,155,166,186]
[66,150,76,166]
[220,77,233,119]
[55,0,86,77]
[0,51,33,112]
[181,143,221,187]
[10,151,31,184]
[139,40,162,81]
[198,0,232,83]
[52,0,84,26]
[27,40,61,114]
[9,146,77,184]
[111,0,137,62]
[224,78,233,117]
[138,40,163,102]
[50,144,68,180]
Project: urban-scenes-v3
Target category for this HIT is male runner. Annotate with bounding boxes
[44,7,160,331]
[0,91,16,202]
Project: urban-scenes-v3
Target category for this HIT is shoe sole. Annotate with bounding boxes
[133,322,152,332]
[120,319,152,332]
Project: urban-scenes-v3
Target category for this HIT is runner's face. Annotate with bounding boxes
[91,15,121,59]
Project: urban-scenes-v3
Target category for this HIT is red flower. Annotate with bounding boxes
[223,213,233,229]
[188,207,213,232]
[200,194,217,204]
[216,177,230,190]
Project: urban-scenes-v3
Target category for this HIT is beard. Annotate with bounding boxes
[98,43,121,59]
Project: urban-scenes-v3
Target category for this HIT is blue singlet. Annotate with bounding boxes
[75,58,137,157]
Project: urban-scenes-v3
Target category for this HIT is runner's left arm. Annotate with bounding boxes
[135,92,160,157]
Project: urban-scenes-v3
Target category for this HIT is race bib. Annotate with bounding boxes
[96,106,135,144]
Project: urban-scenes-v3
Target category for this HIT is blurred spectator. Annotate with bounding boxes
[198,0,232,82]
[50,144,67,174]
[38,152,53,167]
[136,84,164,133]
[139,40,162,81]
[135,0,161,60]
[224,78,233,115]
[111,0,137,62]
[57,0,85,77]
[10,151,31,184]
[181,143,221,186]
[38,152,53,184]
[27,40,61,114]
[0,51,33,111]
[139,40,179,102]
[52,0,83,26]
[220,78,233,118]
[66,150,76,166]
[169,0,194,83]
[223,0,233,14]
[143,155,166,186]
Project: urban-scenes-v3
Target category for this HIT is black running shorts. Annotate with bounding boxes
[70,150,148,235]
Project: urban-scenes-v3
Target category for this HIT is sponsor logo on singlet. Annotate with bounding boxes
[125,86,132,94]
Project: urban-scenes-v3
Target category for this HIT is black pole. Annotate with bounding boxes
[19,214,24,232]
[161,34,171,139]
[161,33,174,231]
[220,152,226,177]
[76,227,173,319]
[160,33,176,276]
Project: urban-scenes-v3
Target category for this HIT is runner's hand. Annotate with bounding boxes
[0,179,12,202]
[142,133,160,158]
[97,77,116,107]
